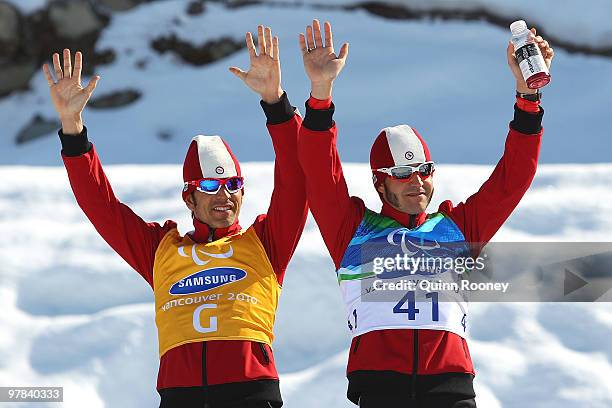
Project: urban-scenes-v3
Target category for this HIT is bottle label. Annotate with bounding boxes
[515,43,549,79]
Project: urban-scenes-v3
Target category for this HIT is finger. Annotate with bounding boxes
[85,75,100,96]
[257,25,266,56]
[324,21,333,49]
[265,26,273,57]
[52,52,63,80]
[545,48,554,67]
[74,51,83,84]
[536,37,549,54]
[63,49,72,79]
[42,64,55,87]
[338,42,349,61]
[229,66,248,81]
[299,33,308,55]
[528,27,537,42]
[306,25,315,50]
[313,19,323,48]
[272,36,279,61]
[246,32,257,59]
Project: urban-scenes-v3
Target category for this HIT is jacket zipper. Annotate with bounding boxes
[409,214,418,398]
[202,342,208,386]
[352,335,362,355]
[258,343,270,365]
[411,330,419,399]
[462,338,469,359]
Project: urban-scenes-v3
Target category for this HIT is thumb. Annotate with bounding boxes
[85,75,100,95]
[229,66,247,81]
[507,41,516,63]
[338,43,349,61]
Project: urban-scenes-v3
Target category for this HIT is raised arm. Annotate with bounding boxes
[43,50,175,287]
[444,28,554,254]
[296,20,364,269]
[230,26,308,284]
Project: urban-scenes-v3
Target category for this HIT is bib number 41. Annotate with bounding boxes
[393,291,439,321]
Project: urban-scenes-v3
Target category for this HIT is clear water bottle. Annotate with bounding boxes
[510,20,551,89]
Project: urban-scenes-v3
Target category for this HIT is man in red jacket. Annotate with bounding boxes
[43,25,307,408]
[297,19,554,407]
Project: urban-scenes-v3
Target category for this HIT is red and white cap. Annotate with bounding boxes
[370,124,431,188]
[182,135,242,199]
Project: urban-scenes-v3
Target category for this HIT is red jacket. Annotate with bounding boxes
[297,96,543,402]
[59,93,306,405]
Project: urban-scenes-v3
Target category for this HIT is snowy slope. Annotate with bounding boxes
[297,0,612,49]
[10,0,612,49]
[1,0,612,165]
[1,162,611,407]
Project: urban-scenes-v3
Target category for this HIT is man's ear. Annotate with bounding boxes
[376,183,385,195]
[185,192,196,212]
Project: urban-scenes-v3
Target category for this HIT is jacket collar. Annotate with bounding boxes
[381,202,427,229]
[189,216,242,243]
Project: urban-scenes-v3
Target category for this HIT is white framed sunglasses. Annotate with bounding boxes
[184,177,244,195]
[373,162,435,179]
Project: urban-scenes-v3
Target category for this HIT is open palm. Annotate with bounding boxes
[43,49,99,120]
[300,20,348,85]
[230,25,283,103]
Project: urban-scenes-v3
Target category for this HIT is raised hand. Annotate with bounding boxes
[507,27,554,94]
[229,25,283,104]
[299,19,348,99]
[43,49,100,134]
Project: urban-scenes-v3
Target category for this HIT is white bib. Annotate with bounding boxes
[337,210,471,338]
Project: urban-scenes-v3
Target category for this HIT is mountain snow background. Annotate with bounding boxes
[2,0,612,165]
[1,0,611,407]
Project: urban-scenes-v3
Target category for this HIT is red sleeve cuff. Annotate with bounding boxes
[516,97,540,113]
[308,94,332,110]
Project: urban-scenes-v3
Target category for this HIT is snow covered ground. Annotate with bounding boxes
[1,161,611,408]
[1,0,612,407]
[10,0,612,50]
[1,0,612,165]
[298,0,612,49]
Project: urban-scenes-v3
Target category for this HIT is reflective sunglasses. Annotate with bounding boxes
[184,177,244,194]
[373,162,435,180]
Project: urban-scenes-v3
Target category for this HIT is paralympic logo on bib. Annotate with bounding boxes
[170,267,247,295]
[373,228,470,279]
[387,228,441,256]
[178,244,234,266]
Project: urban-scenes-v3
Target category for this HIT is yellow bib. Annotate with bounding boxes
[153,226,280,358]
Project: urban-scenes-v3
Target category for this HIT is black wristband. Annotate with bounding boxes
[510,104,544,135]
[260,92,296,125]
[516,90,541,102]
[58,126,92,156]
[303,102,335,131]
